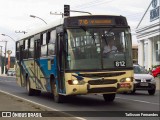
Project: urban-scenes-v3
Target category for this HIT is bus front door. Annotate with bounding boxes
[56,31,65,93]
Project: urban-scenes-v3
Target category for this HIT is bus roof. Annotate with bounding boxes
[18,15,126,41]
[18,18,64,40]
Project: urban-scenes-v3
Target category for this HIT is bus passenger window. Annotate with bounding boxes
[41,33,47,56]
[28,37,34,58]
[16,42,20,51]
[42,33,47,45]
[48,30,56,56]
[50,30,56,43]
[23,39,28,59]
[24,39,28,49]
[30,38,34,48]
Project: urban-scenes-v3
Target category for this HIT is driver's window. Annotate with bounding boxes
[102,32,117,55]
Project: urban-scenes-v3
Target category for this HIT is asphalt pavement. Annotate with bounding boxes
[0,75,79,120]
[0,75,159,120]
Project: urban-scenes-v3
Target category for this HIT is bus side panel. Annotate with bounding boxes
[20,59,48,91]
[37,57,57,92]
[15,61,22,86]
[18,57,58,92]
[34,59,48,91]
[22,59,37,89]
[16,61,25,87]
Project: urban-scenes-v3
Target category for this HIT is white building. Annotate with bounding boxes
[136,0,160,70]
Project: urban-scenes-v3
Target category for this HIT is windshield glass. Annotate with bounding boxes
[66,27,132,70]
[133,66,148,74]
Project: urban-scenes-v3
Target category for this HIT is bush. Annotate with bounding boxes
[152,65,160,68]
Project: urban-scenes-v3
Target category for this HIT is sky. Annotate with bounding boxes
[0,0,151,56]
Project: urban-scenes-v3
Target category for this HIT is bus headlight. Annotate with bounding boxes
[68,80,79,85]
[73,80,79,85]
[120,77,133,82]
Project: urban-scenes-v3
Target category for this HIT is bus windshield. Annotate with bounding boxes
[66,27,132,70]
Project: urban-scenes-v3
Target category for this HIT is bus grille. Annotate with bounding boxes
[78,72,125,78]
[88,87,117,93]
[88,79,117,85]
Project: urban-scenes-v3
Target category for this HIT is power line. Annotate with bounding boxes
[72,0,115,9]
[136,0,152,28]
[72,0,104,9]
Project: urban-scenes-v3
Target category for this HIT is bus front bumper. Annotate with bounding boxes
[66,83,117,95]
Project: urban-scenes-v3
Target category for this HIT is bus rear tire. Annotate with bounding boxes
[26,79,35,96]
[103,93,116,102]
[52,83,64,103]
[34,90,41,96]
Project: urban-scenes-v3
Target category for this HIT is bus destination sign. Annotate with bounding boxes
[78,19,113,26]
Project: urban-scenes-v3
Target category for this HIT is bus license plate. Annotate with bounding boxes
[140,82,148,86]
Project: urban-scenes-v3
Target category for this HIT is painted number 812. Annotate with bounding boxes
[115,61,126,67]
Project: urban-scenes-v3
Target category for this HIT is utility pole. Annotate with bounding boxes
[7,50,12,70]
[0,46,2,75]
[4,41,7,75]
[50,5,92,18]
[0,41,7,75]
[1,34,16,74]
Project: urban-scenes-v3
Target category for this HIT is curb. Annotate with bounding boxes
[0,90,55,111]
[0,90,83,119]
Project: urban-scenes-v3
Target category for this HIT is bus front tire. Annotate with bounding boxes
[130,89,136,94]
[103,93,116,102]
[52,83,64,103]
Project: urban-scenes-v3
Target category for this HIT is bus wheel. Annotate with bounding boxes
[130,89,136,94]
[26,79,35,96]
[34,90,41,96]
[52,83,64,103]
[103,93,116,102]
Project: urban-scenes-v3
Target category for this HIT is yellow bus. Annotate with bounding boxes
[16,15,133,103]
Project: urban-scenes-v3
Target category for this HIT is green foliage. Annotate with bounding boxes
[152,65,160,68]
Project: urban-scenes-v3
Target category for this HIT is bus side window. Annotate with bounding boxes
[28,37,34,58]
[41,32,47,56]
[48,30,56,56]
[23,39,28,59]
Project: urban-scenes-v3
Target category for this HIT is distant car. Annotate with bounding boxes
[7,70,15,76]
[152,66,160,78]
[132,64,156,95]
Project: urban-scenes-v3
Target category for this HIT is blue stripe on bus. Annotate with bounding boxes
[37,57,60,93]
[22,57,66,94]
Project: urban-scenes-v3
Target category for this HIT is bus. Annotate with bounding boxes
[16,15,133,103]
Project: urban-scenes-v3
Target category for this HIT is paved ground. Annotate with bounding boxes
[0,76,159,120]
[0,91,79,120]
